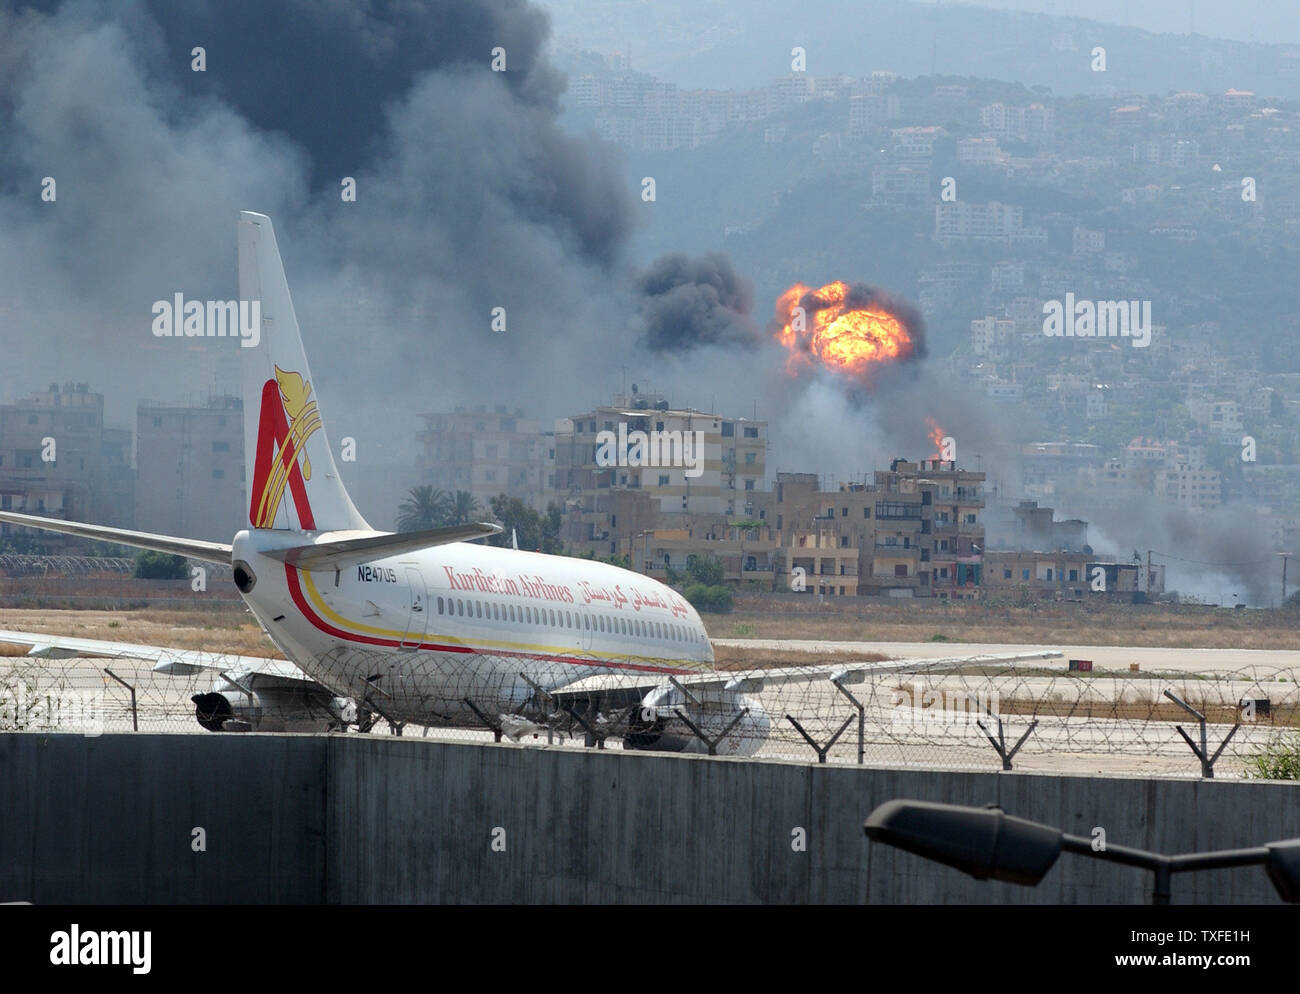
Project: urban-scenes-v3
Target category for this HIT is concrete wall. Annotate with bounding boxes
[3,733,1297,904]
[0,734,326,904]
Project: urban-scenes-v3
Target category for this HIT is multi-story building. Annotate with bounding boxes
[551,391,766,518]
[416,405,546,511]
[135,395,243,542]
[891,125,947,161]
[871,164,929,206]
[762,461,986,599]
[957,137,1004,165]
[984,550,1091,600]
[935,201,1045,244]
[0,383,133,546]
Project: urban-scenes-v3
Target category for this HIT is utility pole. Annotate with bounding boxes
[1282,553,1290,603]
[1146,550,1153,597]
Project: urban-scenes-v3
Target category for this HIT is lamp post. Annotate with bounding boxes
[864,799,1300,904]
[634,530,651,575]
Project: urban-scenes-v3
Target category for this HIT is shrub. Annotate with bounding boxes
[1245,732,1300,780]
[134,551,188,580]
[683,583,733,614]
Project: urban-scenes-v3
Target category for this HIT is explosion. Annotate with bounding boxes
[925,416,946,457]
[773,280,922,379]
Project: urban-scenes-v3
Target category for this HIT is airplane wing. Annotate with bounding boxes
[261,521,502,571]
[0,628,308,682]
[543,650,1063,701]
[0,510,231,564]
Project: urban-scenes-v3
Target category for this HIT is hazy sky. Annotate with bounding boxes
[949,1,1300,44]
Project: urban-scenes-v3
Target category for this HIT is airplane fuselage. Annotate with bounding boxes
[232,529,713,728]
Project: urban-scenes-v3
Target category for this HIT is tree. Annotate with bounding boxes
[486,495,563,554]
[685,553,724,587]
[135,551,188,579]
[448,490,482,525]
[683,582,733,613]
[397,486,451,532]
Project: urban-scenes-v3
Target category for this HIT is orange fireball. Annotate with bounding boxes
[925,416,946,457]
[774,280,916,377]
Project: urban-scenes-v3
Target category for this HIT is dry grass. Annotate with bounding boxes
[0,607,282,658]
[6,596,1298,663]
[711,644,889,670]
[709,598,1300,650]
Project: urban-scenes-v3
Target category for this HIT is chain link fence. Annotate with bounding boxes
[2,650,1296,778]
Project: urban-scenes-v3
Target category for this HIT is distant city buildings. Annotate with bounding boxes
[135,396,243,543]
[0,384,132,545]
[416,406,546,513]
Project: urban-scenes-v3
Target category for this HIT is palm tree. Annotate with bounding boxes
[448,490,482,525]
[396,486,451,532]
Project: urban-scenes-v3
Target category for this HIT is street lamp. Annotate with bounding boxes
[864,799,1300,904]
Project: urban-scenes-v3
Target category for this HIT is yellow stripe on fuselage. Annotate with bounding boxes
[298,569,708,670]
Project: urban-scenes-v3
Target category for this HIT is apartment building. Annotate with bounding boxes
[135,395,243,542]
[0,383,133,546]
[416,405,547,511]
[551,390,766,517]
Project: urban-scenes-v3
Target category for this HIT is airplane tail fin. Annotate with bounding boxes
[237,211,369,533]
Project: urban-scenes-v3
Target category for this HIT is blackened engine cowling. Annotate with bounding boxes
[621,697,770,756]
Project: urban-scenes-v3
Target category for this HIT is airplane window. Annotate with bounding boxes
[598,616,605,632]
[456,599,463,616]
[492,603,500,620]
[583,614,589,629]
[436,596,444,615]
[476,602,483,618]
[620,618,627,635]
[508,604,516,622]
[565,611,572,627]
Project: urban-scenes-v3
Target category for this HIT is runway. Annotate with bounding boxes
[713,638,1300,675]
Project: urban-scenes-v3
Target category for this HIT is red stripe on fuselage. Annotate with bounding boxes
[283,565,694,675]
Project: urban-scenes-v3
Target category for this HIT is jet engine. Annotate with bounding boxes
[192,684,356,732]
[622,684,771,756]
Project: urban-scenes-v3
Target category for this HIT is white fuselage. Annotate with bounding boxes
[232,530,713,727]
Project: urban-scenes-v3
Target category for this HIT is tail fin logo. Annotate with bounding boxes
[249,366,322,529]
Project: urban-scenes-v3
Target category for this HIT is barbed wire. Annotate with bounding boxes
[2,651,1296,779]
[0,554,137,576]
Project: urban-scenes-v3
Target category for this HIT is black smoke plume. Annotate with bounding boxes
[634,253,759,352]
